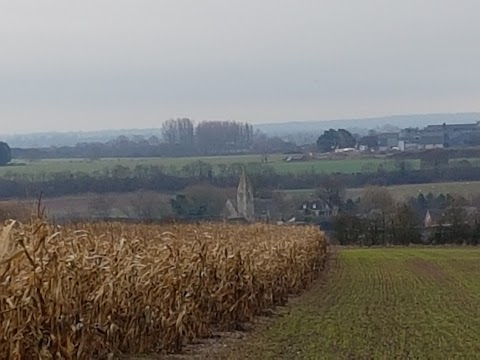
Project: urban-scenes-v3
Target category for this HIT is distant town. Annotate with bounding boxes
[358,122,480,152]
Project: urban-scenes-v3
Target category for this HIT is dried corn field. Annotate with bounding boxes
[0,220,327,359]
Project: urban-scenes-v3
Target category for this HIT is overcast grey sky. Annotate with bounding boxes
[1,0,479,133]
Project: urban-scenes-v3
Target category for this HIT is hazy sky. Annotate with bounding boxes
[1,0,480,133]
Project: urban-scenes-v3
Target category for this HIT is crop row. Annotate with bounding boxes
[0,221,327,359]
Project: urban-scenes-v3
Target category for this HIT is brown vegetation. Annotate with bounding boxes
[0,201,30,222]
[0,221,327,359]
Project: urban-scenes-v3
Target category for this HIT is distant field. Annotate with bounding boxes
[0,192,174,219]
[349,181,480,200]
[230,248,480,359]
[1,155,417,178]
[280,180,480,201]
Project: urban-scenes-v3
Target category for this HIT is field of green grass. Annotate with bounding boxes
[4,154,480,179]
[228,248,480,359]
[1,155,415,178]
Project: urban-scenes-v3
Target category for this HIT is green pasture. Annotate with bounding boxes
[1,155,418,178]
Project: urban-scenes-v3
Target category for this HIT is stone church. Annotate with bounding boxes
[224,169,255,222]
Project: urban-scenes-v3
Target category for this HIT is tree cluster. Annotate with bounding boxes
[0,142,11,166]
[161,118,194,147]
[334,188,480,246]
[196,121,253,155]
[12,121,298,159]
[161,118,253,155]
[170,184,228,218]
[316,129,356,153]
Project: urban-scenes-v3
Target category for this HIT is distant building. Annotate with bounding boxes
[419,132,445,150]
[334,147,356,153]
[425,122,479,133]
[337,120,480,155]
[394,121,480,151]
[298,199,337,217]
[423,207,478,228]
[358,135,379,152]
[424,122,480,147]
[399,128,421,150]
[377,133,399,151]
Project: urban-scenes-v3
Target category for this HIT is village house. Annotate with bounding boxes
[298,199,338,218]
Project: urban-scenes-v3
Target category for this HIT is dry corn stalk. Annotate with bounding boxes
[0,220,327,359]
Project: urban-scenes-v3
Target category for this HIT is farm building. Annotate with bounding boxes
[378,133,400,151]
[419,133,445,150]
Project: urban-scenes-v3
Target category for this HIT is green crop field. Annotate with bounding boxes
[226,248,480,359]
[3,155,480,179]
[0,155,417,178]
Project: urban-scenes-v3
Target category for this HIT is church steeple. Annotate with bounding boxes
[237,168,254,221]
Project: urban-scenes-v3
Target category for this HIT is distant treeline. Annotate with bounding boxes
[334,190,480,246]
[11,119,299,159]
[3,161,480,199]
[335,211,480,246]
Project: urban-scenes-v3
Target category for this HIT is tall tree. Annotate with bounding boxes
[161,119,178,145]
[176,118,194,146]
[337,129,356,148]
[161,118,194,146]
[316,129,338,153]
[361,186,395,214]
[316,175,345,208]
[392,204,421,245]
[360,186,396,245]
[196,121,253,155]
[0,142,11,166]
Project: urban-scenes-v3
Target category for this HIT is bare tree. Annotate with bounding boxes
[161,119,178,145]
[360,186,395,214]
[316,175,346,208]
[161,118,194,146]
[271,192,301,220]
[360,186,396,245]
[177,118,194,146]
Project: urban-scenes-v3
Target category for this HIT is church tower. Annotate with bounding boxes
[237,168,254,221]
